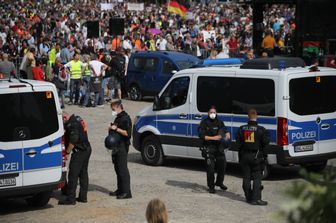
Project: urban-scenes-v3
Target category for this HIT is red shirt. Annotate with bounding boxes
[32,67,45,81]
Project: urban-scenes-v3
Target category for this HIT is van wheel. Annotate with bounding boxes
[262,163,271,179]
[141,135,164,166]
[129,85,142,101]
[26,190,52,207]
[304,161,327,172]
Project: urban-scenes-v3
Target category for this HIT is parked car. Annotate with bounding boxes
[127,51,200,101]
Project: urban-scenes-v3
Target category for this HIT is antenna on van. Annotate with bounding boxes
[16,73,35,91]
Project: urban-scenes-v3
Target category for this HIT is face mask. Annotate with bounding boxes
[209,113,216,120]
[112,111,118,116]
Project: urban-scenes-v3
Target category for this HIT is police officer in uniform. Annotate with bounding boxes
[108,100,132,199]
[198,106,231,194]
[59,112,92,205]
[236,109,269,205]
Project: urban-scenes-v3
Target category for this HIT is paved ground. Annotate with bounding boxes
[1,100,334,223]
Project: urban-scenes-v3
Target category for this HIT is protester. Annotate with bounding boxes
[0,53,16,79]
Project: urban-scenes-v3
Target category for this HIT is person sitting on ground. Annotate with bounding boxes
[146,199,168,223]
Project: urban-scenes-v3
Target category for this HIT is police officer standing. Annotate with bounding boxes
[108,100,132,199]
[198,106,230,194]
[236,109,269,205]
[59,112,92,205]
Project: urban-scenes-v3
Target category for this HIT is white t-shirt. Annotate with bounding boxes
[156,39,167,51]
[89,60,106,77]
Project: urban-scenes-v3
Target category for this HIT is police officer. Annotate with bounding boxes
[108,100,132,199]
[59,112,92,205]
[235,109,269,205]
[198,106,231,194]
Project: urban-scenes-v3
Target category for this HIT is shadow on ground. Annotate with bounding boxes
[129,152,302,181]
[165,180,246,202]
[0,199,53,215]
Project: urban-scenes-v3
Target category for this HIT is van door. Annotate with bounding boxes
[188,73,235,159]
[0,88,24,189]
[155,76,191,157]
[288,74,336,157]
[138,57,160,95]
[18,88,63,186]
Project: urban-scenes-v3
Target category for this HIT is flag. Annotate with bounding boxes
[168,0,189,17]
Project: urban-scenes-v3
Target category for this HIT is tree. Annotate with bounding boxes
[279,168,336,223]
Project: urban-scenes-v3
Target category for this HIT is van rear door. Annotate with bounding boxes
[0,88,24,189]
[17,87,63,186]
[288,72,336,157]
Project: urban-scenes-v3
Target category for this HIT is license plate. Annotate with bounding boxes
[0,178,16,187]
[294,144,314,152]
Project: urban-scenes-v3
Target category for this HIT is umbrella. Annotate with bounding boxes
[148,28,162,35]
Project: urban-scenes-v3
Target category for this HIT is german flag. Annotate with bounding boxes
[168,0,189,17]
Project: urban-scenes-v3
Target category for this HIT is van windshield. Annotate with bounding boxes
[289,76,336,115]
[0,91,59,142]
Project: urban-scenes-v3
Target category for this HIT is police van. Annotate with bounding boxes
[133,57,336,177]
[0,78,66,206]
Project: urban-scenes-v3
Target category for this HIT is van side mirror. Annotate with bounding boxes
[153,95,160,111]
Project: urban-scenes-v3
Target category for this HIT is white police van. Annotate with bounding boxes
[133,58,336,177]
[0,78,65,206]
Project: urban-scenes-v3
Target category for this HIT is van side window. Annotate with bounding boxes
[159,77,190,110]
[197,76,275,116]
[133,58,157,72]
[197,77,233,113]
[231,78,275,116]
[162,59,177,74]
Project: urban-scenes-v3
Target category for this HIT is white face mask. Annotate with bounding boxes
[209,113,217,120]
[112,111,118,117]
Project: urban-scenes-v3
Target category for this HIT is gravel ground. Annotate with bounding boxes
[1,100,334,223]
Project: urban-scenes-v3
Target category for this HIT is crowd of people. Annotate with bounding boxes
[0,0,296,106]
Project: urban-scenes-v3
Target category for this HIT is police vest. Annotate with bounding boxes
[70,60,82,79]
[83,63,91,76]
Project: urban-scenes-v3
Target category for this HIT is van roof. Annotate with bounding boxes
[0,78,56,89]
[132,51,199,62]
[175,65,336,77]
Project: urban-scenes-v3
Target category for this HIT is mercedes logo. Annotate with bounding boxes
[19,130,26,139]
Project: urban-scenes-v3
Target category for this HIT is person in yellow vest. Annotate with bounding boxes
[64,52,85,105]
[82,55,93,107]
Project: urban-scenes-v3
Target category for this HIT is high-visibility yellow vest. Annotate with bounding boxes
[83,63,91,76]
[70,60,82,79]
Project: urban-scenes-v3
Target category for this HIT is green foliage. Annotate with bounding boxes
[279,168,336,223]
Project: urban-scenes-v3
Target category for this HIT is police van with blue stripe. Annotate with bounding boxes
[133,57,336,177]
[0,78,66,206]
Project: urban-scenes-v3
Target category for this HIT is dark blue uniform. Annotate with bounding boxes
[236,121,269,203]
[64,115,91,203]
[112,111,132,198]
[198,117,228,191]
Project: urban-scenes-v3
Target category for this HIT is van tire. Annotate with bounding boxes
[129,85,142,101]
[141,135,164,166]
[26,190,52,207]
[303,161,327,172]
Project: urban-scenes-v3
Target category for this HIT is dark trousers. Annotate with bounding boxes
[67,148,91,202]
[70,79,81,103]
[205,151,226,189]
[240,152,262,202]
[112,143,131,195]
